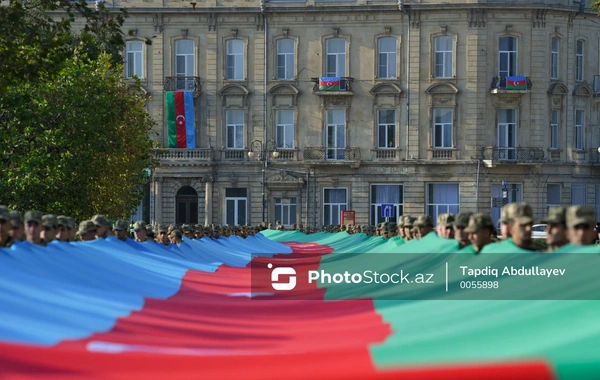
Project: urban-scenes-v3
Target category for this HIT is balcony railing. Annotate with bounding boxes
[303,147,361,162]
[490,76,532,93]
[482,146,545,162]
[589,148,600,163]
[273,149,298,161]
[164,76,202,97]
[311,77,354,93]
[220,149,247,161]
[428,148,457,160]
[153,148,213,165]
[371,148,401,160]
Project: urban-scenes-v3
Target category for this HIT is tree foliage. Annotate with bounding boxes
[0,0,156,220]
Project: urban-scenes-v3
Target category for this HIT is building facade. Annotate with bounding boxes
[119,0,600,227]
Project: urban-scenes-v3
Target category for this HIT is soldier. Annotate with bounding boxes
[24,211,43,245]
[92,215,111,239]
[464,213,495,253]
[201,226,211,239]
[414,215,434,239]
[403,216,415,240]
[77,220,97,241]
[9,210,24,242]
[540,207,568,252]
[213,225,222,238]
[505,203,536,251]
[566,206,597,246]
[133,221,148,242]
[0,206,14,248]
[169,229,183,245]
[67,217,77,242]
[56,215,71,242]
[397,217,406,239]
[157,225,170,246]
[453,212,473,249]
[41,214,58,244]
[194,224,203,239]
[113,220,129,242]
[498,203,519,240]
[436,213,455,239]
[145,224,156,242]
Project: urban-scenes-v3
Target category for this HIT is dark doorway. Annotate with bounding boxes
[176,186,198,224]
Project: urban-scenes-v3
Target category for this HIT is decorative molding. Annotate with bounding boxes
[505,24,513,33]
[181,29,188,39]
[384,26,391,35]
[323,96,351,110]
[231,29,238,38]
[469,8,486,28]
[153,176,163,183]
[256,13,264,31]
[208,13,218,31]
[440,25,447,35]
[128,29,138,37]
[332,28,340,37]
[533,9,547,28]
[229,173,238,188]
[282,28,289,38]
[492,95,521,108]
[153,13,163,33]
[411,10,420,29]
[331,178,339,187]
[555,26,560,34]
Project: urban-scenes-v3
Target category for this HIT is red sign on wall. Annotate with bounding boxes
[341,210,356,226]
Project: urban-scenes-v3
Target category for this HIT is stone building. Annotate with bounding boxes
[120,0,600,227]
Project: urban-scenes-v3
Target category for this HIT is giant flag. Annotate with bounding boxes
[166,91,196,148]
[506,76,527,90]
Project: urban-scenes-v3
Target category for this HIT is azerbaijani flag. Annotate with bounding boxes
[166,91,196,149]
[506,76,527,90]
[319,77,341,91]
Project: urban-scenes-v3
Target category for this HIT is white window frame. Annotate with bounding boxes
[276,39,295,80]
[274,197,297,226]
[433,108,453,148]
[571,183,587,206]
[226,39,245,80]
[378,37,397,79]
[370,184,403,225]
[498,108,518,160]
[226,109,244,149]
[225,188,247,226]
[551,37,559,80]
[550,109,559,149]
[326,38,346,77]
[575,109,584,150]
[499,36,518,77]
[323,188,347,225]
[326,109,346,160]
[275,109,294,149]
[433,36,453,79]
[175,39,195,90]
[547,183,561,213]
[377,109,396,149]
[126,40,144,79]
[426,183,460,225]
[576,39,584,82]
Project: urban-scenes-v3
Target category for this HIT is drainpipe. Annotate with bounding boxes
[305,171,309,227]
[472,158,481,212]
[399,0,410,160]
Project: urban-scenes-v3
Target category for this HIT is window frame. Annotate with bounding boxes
[377,109,396,149]
[550,109,559,150]
[226,39,245,81]
[322,187,348,225]
[274,197,297,226]
[225,109,245,149]
[576,39,584,82]
[550,37,559,80]
[425,183,460,225]
[225,188,248,226]
[276,38,296,80]
[370,184,403,225]
[571,183,587,206]
[433,35,454,79]
[547,183,561,213]
[497,108,518,160]
[125,40,144,79]
[275,109,295,149]
[432,108,453,148]
[325,109,346,160]
[498,36,518,77]
[575,109,585,151]
[377,37,397,79]
[325,38,347,77]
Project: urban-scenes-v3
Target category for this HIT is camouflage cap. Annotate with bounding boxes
[437,213,455,227]
[42,214,58,228]
[389,222,398,231]
[169,229,183,238]
[156,224,169,233]
[133,221,147,231]
[194,224,203,232]
[92,214,110,227]
[453,212,473,228]
[506,203,534,225]
[499,203,519,224]
[57,215,69,228]
[541,207,566,225]
[182,224,191,233]
[77,220,96,235]
[403,216,415,228]
[67,217,76,230]
[145,224,155,234]
[203,226,211,233]
[398,217,405,228]
[9,210,23,227]
[168,224,177,233]
[0,206,9,222]
[566,206,596,228]
[464,213,494,233]
[414,215,434,227]
[113,219,129,231]
[24,210,42,224]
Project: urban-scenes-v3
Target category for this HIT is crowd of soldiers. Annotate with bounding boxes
[1,203,598,252]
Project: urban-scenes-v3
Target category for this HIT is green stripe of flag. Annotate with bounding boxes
[165,92,177,148]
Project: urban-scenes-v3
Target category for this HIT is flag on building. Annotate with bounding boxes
[319,77,341,91]
[506,76,527,90]
[166,91,196,149]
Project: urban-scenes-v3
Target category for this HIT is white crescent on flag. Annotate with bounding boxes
[176,115,186,126]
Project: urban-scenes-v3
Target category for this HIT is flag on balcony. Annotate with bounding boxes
[166,91,196,149]
[319,77,341,91]
[506,76,527,90]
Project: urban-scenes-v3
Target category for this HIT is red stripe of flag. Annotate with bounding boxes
[174,92,187,148]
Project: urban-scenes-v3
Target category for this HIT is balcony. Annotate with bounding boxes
[220,149,248,161]
[273,149,298,161]
[164,76,202,97]
[427,148,458,160]
[153,148,213,166]
[303,147,361,166]
[371,148,402,160]
[311,77,354,95]
[482,146,545,167]
[490,76,532,94]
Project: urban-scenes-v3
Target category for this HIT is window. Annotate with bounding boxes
[326,38,346,77]
[226,110,244,149]
[370,184,403,225]
[434,36,453,78]
[276,110,294,149]
[176,186,198,224]
[175,39,194,90]
[426,183,459,225]
[323,188,347,225]
[126,41,144,79]
[433,108,453,148]
[377,109,396,148]
[571,183,586,206]
[498,109,517,160]
[547,184,561,212]
[226,39,244,80]
[499,36,517,77]
[551,37,559,80]
[550,109,559,149]
[326,109,346,160]
[277,39,295,80]
[595,185,600,218]
[576,40,584,82]
[275,198,297,226]
[378,37,397,79]
[225,188,247,225]
[575,110,584,150]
